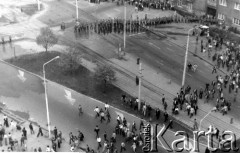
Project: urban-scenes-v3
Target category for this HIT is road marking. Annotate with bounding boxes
[165,41,173,47]
[64,89,76,105]
[166,47,174,52]
[179,69,192,77]
[198,70,204,73]
[129,32,145,37]
[149,42,161,50]
[17,70,26,82]
[156,60,164,65]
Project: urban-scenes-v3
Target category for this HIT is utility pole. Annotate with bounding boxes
[37,0,40,11]
[123,2,126,49]
[76,0,79,21]
[182,28,195,87]
[138,63,143,111]
[130,15,132,35]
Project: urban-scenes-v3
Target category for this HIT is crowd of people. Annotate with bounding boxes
[73,14,218,38]
[89,103,147,153]
[0,114,66,152]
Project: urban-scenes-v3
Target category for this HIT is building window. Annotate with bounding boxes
[219,0,227,6]
[233,18,240,26]
[234,3,240,10]
[188,3,192,11]
[218,13,225,20]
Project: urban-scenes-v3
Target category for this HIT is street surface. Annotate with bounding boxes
[0,61,209,152]
[0,0,240,152]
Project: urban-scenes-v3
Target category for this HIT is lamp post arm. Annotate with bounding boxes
[199,110,212,131]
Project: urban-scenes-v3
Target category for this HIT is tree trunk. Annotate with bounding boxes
[103,79,107,93]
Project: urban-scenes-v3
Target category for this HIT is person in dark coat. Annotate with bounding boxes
[53,127,58,139]
[22,127,27,139]
[29,123,34,134]
[37,125,43,137]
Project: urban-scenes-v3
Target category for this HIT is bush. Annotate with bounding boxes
[209,27,240,44]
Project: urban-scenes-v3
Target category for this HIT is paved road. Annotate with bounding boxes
[0,61,210,152]
[103,32,240,121]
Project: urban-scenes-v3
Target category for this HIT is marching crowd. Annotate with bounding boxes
[73,15,218,37]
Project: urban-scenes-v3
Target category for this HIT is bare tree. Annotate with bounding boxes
[94,65,116,92]
[36,27,58,52]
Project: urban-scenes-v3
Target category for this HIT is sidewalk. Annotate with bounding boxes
[0,108,85,152]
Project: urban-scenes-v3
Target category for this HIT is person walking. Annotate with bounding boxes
[132,121,137,132]
[20,134,25,146]
[94,125,100,138]
[193,119,198,130]
[69,132,74,145]
[78,105,83,116]
[94,106,100,118]
[164,111,168,122]
[131,142,136,152]
[29,123,34,134]
[3,115,9,128]
[106,111,111,123]
[212,65,217,74]
[53,127,58,139]
[100,111,106,123]
[22,127,27,139]
[120,142,126,152]
[104,102,109,111]
[97,137,102,150]
[37,125,43,137]
[103,131,108,141]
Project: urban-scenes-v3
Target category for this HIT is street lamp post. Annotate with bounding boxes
[123,2,127,50]
[37,0,40,11]
[43,56,60,138]
[75,0,79,21]
[138,63,143,111]
[182,28,195,87]
[199,108,214,131]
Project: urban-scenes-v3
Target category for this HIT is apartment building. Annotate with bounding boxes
[217,0,240,28]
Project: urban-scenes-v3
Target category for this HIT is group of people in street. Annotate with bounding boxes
[0,113,65,152]
[91,104,146,153]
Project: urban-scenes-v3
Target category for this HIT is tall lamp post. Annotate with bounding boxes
[138,63,143,111]
[182,27,196,87]
[75,0,79,21]
[43,56,60,138]
[37,0,40,11]
[123,2,127,50]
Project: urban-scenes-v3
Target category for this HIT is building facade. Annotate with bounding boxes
[173,0,240,29]
[217,0,240,28]
[172,0,207,16]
